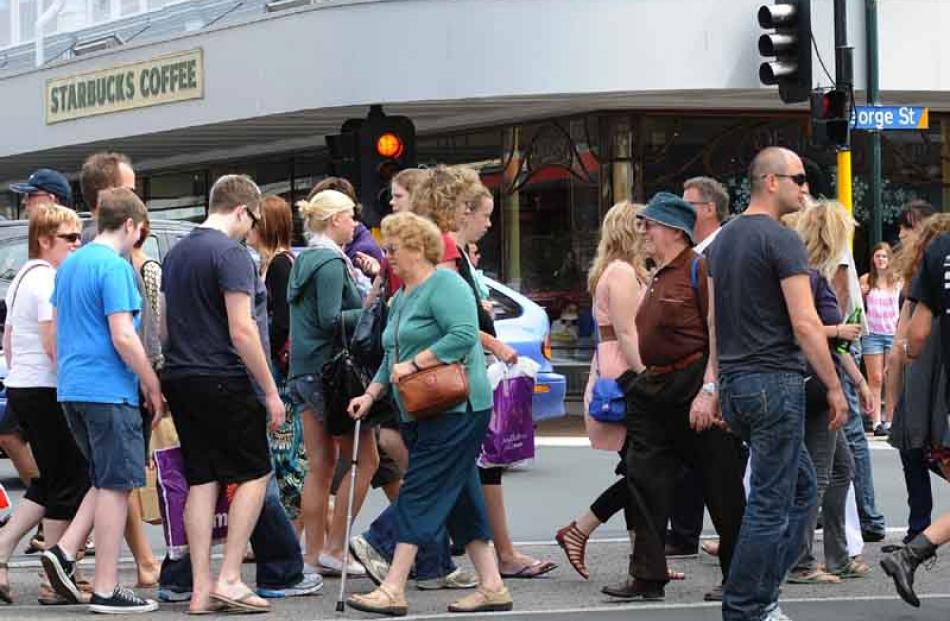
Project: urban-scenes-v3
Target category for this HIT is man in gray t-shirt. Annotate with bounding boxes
[707,147,848,621]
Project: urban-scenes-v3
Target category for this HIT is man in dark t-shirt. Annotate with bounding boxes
[708,147,847,621]
[881,232,950,608]
[161,174,284,615]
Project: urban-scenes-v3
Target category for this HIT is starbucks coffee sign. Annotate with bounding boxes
[46,49,203,124]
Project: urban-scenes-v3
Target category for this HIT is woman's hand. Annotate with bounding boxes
[837,323,862,342]
[391,361,417,383]
[858,380,876,420]
[493,343,518,365]
[348,394,374,420]
[355,252,381,278]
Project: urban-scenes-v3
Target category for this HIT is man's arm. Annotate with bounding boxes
[781,274,848,430]
[224,291,284,430]
[108,311,162,420]
[689,275,718,431]
[906,303,934,359]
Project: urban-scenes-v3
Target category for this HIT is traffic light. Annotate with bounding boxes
[356,106,416,226]
[810,87,850,148]
[757,0,812,104]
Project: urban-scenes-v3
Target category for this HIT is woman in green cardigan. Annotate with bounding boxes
[287,189,379,575]
[346,212,512,616]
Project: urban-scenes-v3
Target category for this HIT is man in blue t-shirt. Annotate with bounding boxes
[161,174,284,615]
[708,147,847,621]
[881,231,950,609]
[42,188,163,614]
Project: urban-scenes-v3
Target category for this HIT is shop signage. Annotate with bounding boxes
[850,105,929,131]
[46,49,203,124]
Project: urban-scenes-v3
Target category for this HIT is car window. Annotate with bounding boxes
[0,239,28,281]
[142,235,160,261]
[488,287,523,321]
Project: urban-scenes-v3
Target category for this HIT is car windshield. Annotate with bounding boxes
[488,287,522,321]
[0,239,28,281]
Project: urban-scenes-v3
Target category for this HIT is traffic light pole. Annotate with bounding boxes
[866,0,883,246]
[833,0,854,217]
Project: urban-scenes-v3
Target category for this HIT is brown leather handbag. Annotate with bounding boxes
[393,307,470,420]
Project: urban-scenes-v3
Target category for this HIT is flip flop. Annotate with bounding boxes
[210,588,270,614]
[186,601,226,616]
[500,559,557,579]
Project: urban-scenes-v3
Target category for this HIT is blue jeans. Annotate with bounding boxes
[720,371,816,621]
[364,506,455,581]
[841,373,886,534]
[160,476,303,591]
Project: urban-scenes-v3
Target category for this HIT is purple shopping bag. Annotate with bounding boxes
[154,446,229,560]
[479,359,538,468]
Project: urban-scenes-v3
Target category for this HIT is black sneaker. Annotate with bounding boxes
[41,545,81,604]
[89,587,159,614]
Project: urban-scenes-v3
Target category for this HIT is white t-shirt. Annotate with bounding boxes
[4,260,56,388]
[695,226,722,254]
[838,250,870,336]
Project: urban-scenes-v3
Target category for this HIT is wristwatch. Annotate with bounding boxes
[701,381,718,395]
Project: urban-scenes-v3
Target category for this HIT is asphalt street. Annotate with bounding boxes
[0,427,947,620]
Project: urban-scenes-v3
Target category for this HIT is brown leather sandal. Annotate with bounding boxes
[555,521,590,580]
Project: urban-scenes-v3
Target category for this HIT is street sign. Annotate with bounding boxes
[851,105,929,131]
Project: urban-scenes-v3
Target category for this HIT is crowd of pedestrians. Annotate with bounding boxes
[0,144,948,621]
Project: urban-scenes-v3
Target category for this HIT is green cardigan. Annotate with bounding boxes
[287,247,362,378]
[374,268,492,421]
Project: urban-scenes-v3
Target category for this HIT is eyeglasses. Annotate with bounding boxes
[382,244,396,256]
[635,218,657,232]
[245,205,260,228]
[686,200,711,207]
[56,233,81,243]
[763,173,808,187]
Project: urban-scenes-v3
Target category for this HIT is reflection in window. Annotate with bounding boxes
[0,238,28,281]
[147,171,206,222]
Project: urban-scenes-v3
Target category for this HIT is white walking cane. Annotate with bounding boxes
[336,417,362,613]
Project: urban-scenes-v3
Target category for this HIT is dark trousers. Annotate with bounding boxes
[160,476,303,591]
[667,466,705,551]
[7,387,89,520]
[624,360,746,584]
[900,448,933,538]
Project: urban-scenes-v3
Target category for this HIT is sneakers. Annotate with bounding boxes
[765,605,794,621]
[873,423,889,437]
[157,587,192,603]
[416,568,479,591]
[89,586,159,614]
[41,545,81,604]
[317,552,366,577]
[349,535,390,586]
[257,573,324,599]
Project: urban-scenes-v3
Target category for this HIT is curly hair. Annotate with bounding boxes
[410,165,468,233]
[392,168,429,197]
[380,211,444,265]
[897,213,950,290]
[587,202,648,295]
[793,200,855,281]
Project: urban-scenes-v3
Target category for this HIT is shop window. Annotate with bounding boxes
[147,170,206,221]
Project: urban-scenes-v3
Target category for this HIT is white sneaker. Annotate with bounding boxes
[765,605,794,621]
[318,553,366,577]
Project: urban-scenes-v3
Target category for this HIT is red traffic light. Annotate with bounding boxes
[375,132,404,159]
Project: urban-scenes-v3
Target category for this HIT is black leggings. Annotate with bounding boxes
[7,387,90,520]
[478,465,503,486]
[589,452,635,530]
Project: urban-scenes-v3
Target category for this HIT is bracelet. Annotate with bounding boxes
[410,359,421,372]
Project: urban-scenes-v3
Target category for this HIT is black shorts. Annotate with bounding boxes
[163,376,272,486]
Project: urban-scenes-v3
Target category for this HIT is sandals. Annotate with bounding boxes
[787,568,841,584]
[448,586,513,613]
[500,559,557,579]
[827,557,871,579]
[210,587,270,614]
[347,585,408,617]
[555,521,590,579]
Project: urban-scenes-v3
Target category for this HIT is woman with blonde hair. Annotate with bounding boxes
[859,242,902,435]
[346,211,511,615]
[556,202,665,585]
[288,189,379,575]
[786,200,875,584]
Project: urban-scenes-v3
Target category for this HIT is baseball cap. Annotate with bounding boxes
[10,169,72,206]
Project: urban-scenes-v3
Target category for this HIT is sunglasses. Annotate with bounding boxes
[765,173,808,187]
[56,233,81,243]
[245,205,260,228]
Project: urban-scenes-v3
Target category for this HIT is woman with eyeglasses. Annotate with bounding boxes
[0,204,89,603]
[288,189,379,576]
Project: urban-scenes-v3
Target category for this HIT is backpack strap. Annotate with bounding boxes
[690,255,700,292]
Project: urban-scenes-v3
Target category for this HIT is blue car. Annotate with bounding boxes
[484,277,567,422]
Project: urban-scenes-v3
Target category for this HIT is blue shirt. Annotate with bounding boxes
[52,242,142,405]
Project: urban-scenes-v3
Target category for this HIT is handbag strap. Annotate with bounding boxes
[8,263,47,319]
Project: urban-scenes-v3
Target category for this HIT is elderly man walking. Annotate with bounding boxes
[605,192,746,603]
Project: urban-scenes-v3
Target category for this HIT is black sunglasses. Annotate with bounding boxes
[245,205,260,228]
[56,233,81,243]
[766,173,808,187]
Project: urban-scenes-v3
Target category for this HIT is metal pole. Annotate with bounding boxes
[866,0,883,246]
[834,0,854,220]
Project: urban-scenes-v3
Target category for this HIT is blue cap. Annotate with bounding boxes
[639,192,697,245]
[10,169,72,206]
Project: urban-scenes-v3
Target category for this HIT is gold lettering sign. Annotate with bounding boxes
[46,49,203,124]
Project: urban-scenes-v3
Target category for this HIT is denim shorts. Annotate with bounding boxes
[62,401,146,492]
[288,375,326,421]
[861,332,894,355]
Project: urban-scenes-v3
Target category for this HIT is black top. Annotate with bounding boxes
[707,214,810,375]
[161,227,257,379]
[265,252,293,362]
[909,233,950,401]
